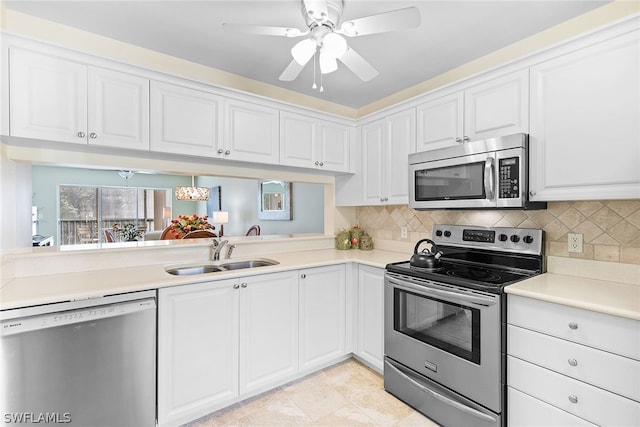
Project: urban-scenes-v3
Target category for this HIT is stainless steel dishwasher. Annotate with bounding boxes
[1,290,156,426]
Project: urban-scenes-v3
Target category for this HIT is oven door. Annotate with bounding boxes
[384,272,502,412]
[409,152,497,210]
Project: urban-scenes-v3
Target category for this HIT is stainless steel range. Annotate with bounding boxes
[384,224,544,427]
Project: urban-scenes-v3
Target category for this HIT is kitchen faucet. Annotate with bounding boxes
[212,240,228,261]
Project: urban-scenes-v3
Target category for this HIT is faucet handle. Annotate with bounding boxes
[226,244,236,259]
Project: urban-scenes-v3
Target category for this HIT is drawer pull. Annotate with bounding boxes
[568,322,579,330]
[568,395,578,404]
[568,358,578,367]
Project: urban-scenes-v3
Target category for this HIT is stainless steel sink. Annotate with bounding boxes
[165,259,279,276]
[221,259,278,270]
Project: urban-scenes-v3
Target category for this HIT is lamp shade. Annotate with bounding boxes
[176,176,209,201]
[212,211,229,224]
[291,38,316,65]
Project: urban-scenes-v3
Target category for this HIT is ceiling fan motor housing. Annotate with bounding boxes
[302,0,344,30]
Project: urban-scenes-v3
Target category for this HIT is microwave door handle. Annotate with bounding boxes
[484,157,495,200]
[387,276,496,306]
[385,361,498,423]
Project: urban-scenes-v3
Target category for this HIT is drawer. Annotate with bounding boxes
[508,295,640,360]
[508,356,640,426]
[508,325,640,402]
[508,387,595,427]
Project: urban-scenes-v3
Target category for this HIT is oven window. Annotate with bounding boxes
[414,162,485,201]
[394,288,480,364]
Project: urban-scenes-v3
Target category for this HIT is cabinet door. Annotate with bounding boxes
[317,121,350,172]
[361,120,385,205]
[157,280,239,427]
[385,109,415,204]
[299,265,347,371]
[239,271,299,395]
[88,66,149,150]
[464,69,529,140]
[224,99,279,164]
[150,81,222,156]
[529,31,640,201]
[279,112,316,168]
[416,92,463,151]
[357,265,384,371]
[9,48,87,144]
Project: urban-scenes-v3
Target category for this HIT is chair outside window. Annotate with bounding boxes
[103,229,116,242]
[245,225,261,236]
[77,225,96,244]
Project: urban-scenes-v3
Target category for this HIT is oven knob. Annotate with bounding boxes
[510,235,520,243]
[523,235,534,244]
[499,234,508,242]
[435,230,443,237]
[444,231,451,237]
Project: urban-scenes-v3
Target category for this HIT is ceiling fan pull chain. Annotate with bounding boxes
[320,70,324,92]
[312,50,317,89]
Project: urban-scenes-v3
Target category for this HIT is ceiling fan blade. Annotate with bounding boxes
[223,23,307,37]
[338,47,378,82]
[302,0,329,23]
[279,59,306,81]
[338,7,420,37]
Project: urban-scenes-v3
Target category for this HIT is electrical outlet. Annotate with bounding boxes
[568,233,583,253]
[400,226,408,239]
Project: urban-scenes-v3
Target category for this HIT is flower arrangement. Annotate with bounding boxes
[112,223,144,241]
[169,214,215,234]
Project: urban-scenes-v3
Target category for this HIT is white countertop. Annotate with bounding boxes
[0,248,408,310]
[505,273,640,321]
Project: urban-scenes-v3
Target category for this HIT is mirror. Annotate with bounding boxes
[258,180,291,221]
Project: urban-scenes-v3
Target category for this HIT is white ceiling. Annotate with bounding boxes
[4,0,610,109]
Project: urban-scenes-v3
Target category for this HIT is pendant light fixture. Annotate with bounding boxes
[175,176,210,201]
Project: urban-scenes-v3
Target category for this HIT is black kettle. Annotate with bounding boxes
[410,239,443,269]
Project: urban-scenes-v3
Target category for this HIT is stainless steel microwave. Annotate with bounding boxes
[409,133,546,210]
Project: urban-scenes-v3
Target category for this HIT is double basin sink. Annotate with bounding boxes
[166,259,279,276]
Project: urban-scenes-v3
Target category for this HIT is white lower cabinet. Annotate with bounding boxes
[298,264,347,372]
[157,270,299,427]
[355,264,384,371]
[507,295,640,427]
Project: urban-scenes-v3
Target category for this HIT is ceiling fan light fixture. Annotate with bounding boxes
[322,33,347,58]
[319,48,338,74]
[291,38,317,65]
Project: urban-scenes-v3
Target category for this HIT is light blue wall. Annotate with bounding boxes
[32,166,324,240]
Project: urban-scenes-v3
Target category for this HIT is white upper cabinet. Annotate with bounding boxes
[150,81,222,156]
[280,111,350,172]
[529,30,640,201]
[416,69,529,151]
[361,109,415,205]
[10,48,150,150]
[223,99,279,165]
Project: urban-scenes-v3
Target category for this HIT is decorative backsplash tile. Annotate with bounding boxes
[355,200,640,265]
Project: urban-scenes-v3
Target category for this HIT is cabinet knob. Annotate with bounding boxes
[529,191,536,197]
[225,150,231,155]
[233,284,240,289]
[241,283,247,288]
[568,395,578,404]
[568,358,578,367]
[315,161,319,166]
[463,136,470,142]
[218,149,224,154]
[455,137,462,143]
[301,274,306,279]
[568,322,578,330]
[89,132,97,139]
[319,161,324,166]
[77,131,86,138]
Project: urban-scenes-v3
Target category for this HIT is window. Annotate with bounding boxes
[59,185,171,245]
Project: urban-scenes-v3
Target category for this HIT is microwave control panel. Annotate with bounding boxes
[499,157,520,198]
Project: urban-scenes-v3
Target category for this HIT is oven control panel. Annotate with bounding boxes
[433,225,543,255]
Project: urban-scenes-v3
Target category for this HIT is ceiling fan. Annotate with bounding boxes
[223,0,421,85]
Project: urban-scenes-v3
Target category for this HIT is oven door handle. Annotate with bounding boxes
[387,276,497,307]
[385,361,498,423]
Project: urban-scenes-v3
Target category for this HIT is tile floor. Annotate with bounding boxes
[185,358,440,426]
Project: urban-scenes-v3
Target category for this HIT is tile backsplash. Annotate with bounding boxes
[355,200,640,265]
